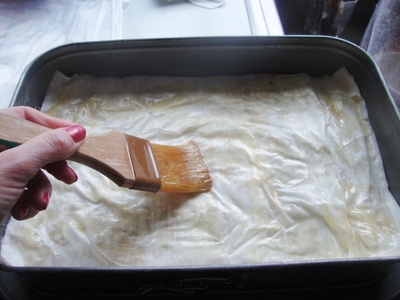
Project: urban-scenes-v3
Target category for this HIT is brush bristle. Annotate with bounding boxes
[150,141,212,193]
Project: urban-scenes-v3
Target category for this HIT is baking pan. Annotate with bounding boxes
[1,36,400,299]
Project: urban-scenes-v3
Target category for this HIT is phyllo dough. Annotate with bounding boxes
[2,68,400,267]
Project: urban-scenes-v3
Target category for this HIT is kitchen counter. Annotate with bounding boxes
[0,0,283,110]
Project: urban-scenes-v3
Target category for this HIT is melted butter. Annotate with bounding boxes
[2,68,400,267]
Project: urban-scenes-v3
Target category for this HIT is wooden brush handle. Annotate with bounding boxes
[0,113,135,188]
[0,113,48,145]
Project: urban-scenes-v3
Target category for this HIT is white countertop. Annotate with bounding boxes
[0,0,282,109]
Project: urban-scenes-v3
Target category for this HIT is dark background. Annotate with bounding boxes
[275,0,379,45]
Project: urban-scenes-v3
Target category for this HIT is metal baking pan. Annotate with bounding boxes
[1,36,400,299]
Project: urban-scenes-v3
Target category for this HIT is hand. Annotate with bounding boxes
[0,107,86,221]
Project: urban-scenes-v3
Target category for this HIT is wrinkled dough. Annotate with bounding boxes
[2,68,400,267]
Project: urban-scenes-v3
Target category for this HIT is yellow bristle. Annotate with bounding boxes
[151,141,212,193]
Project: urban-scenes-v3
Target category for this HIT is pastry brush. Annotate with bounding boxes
[0,112,212,193]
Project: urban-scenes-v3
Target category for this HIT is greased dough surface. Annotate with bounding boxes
[2,68,400,267]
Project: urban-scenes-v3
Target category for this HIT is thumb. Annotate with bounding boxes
[0,125,85,221]
[4,125,86,184]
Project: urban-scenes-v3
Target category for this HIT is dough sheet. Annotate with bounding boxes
[2,68,400,267]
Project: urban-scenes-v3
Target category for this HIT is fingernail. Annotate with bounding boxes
[17,206,29,219]
[65,125,86,143]
[70,167,78,183]
[43,192,50,209]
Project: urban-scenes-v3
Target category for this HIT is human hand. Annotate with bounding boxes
[0,106,86,221]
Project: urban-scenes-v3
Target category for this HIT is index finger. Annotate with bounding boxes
[2,106,76,129]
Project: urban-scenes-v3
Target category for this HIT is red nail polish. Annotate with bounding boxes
[43,192,50,209]
[17,206,29,219]
[65,125,86,143]
[72,169,78,182]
